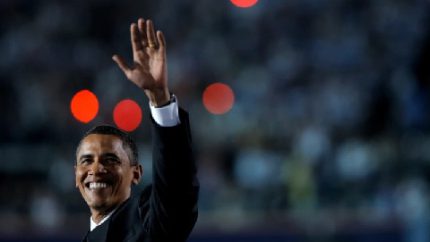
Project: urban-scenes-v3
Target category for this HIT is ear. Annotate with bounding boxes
[132,164,143,185]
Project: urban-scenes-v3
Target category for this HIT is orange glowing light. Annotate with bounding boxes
[70,90,99,123]
[230,0,258,8]
[113,99,142,132]
[203,82,235,115]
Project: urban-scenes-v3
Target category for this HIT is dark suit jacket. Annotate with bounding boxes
[83,109,199,242]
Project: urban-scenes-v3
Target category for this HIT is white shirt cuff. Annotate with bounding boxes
[149,95,180,127]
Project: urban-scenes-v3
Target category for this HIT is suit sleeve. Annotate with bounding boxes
[144,108,199,241]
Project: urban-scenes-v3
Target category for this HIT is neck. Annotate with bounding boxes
[89,194,132,224]
[90,207,115,224]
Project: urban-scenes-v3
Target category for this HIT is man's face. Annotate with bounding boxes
[75,134,142,214]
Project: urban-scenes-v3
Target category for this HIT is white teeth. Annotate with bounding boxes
[89,182,108,189]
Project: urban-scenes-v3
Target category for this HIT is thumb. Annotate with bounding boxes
[112,55,131,75]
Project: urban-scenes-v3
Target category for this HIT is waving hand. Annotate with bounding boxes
[112,18,170,107]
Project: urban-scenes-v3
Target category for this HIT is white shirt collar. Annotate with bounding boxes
[90,208,117,231]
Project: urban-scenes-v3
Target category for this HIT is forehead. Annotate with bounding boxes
[77,134,126,155]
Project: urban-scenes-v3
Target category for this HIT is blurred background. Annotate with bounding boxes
[1,0,430,241]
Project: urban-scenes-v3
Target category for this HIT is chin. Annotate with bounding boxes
[88,199,112,212]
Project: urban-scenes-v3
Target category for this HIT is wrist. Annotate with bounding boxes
[146,89,170,107]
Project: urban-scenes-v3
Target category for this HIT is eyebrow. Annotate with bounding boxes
[77,153,122,163]
[78,154,93,162]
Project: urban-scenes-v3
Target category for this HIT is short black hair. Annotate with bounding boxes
[76,125,139,165]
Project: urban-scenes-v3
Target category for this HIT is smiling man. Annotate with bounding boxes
[75,18,199,242]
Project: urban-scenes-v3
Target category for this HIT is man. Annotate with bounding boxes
[75,18,199,242]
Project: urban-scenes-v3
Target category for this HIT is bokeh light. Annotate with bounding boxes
[230,0,258,8]
[113,99,142,132]
[203,82,235,115]
[70,89,99,123]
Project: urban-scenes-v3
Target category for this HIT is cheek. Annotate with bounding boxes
[75,169,86,186]
[116,170,133,187]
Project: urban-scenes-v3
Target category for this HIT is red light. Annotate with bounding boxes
[113,99,142,132]
[203,83,235,115]
[70,90,99,123]
[230,0,258,8]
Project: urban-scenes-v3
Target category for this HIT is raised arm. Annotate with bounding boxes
[112,19,198,241]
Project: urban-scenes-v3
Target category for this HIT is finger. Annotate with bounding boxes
[157,30,166,49]
[137,18,147,47]
[112,55,131,74]
[130,23,143,57]
[146,20,158,48]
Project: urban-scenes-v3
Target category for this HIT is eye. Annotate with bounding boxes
[79,158,92,165]
[105,157,120,164]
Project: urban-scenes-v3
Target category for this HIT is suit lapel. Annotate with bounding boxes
[81,193,146,242]
[84,219,110,242]
[107,196,142,241]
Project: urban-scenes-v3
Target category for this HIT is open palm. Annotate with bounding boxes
[113,19,170,106]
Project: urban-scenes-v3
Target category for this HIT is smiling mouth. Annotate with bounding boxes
[86,182,110,190]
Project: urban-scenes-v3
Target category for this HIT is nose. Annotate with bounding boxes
[88,160,107,175]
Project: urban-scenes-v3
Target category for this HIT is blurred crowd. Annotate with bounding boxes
[1,0,430,241]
